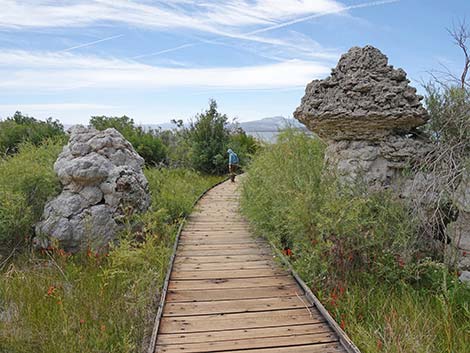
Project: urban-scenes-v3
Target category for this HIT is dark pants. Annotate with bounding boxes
[229,164,238,182]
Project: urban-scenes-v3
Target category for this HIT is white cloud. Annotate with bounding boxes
[0,0,344,31]
[0,50,330,91]
[0,103,119,112]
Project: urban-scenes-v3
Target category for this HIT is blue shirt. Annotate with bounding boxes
[228,151,239,165]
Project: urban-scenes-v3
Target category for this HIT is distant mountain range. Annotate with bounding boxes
[65,116,309,142]
[153,116,308,141]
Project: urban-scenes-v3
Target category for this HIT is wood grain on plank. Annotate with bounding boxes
[159,308,323,334]
[168,275,294,290]
[156,323,333,345]
[163,295,311,316]
[166,285,303,302]
[155,332,338,353]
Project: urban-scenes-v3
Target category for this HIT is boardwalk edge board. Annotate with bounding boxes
[147,177,230,353]
[268,240,362,353]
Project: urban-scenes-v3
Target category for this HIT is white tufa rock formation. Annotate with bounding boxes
[294,45,432,190]
[34,126,150,253]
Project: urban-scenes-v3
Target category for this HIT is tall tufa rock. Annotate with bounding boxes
[34,126,150,253]
[294,45,428,141]
[294,46,432,190]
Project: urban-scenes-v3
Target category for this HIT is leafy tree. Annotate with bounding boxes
[0,111,65,155]
[187,99,231,174]
[89,115,167,166]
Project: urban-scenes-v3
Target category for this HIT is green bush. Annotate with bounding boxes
[227,128,259,168]
[186,99,231,174]
[424,85,470,152]
[0,111,65,155]
[90,115,167,166]
[241,129,470,352]
[0,140,62,248]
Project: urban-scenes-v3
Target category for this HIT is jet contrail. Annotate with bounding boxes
[59,34,124,52]
[246,0,400,35]
[132,0,399,60]
[132,43,195,59]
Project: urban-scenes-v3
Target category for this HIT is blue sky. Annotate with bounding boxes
[0,0,469,125]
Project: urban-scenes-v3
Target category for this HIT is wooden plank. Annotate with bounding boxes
[177,248,271,256]
[173,260,275,271]
[181,230,253,236]
[155,332,338,352]
[183,343,347,353]
[156,323,333,345]
[184,225,251,230]
[159,308,323,334]
[168,275,294,291]
[171,268,286,280]
[180,237,263,246]
[180,232,253,238]
[163,295,311,316]
[174,254,275,264]
[166,285,303,302]
[178,243,268,251]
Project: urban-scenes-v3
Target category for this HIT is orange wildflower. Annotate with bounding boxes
[47,286,56,296]
[377,339,383,350]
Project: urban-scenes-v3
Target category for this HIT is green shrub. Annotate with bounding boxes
[90,115,167,166]
[227,128,259,168]
[241,129,470,352]
[186,99,231,175]
[424,85,470,152]
[0,111,65,155]
[0,140,62,248]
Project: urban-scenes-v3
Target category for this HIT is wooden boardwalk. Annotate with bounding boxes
[150,179,358,353]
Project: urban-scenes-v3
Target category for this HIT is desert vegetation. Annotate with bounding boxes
[241,129,470,353]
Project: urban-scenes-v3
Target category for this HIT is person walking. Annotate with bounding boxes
[227,148,239,182]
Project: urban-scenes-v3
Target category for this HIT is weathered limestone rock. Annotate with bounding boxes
[294,45,432,191]
[34,126,150,253]
[294,45,428,141]
[325,136,433,188]
[446,170,470,280]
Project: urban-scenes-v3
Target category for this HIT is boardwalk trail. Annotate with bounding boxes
[151,179,358,353]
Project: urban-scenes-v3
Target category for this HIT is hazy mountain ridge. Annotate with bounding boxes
[150,116,308,141]
[64,116,308,141]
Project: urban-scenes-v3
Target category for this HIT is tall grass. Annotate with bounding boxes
[0,140,63,249]
[241,129,470,353]
[0,148,221,353]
